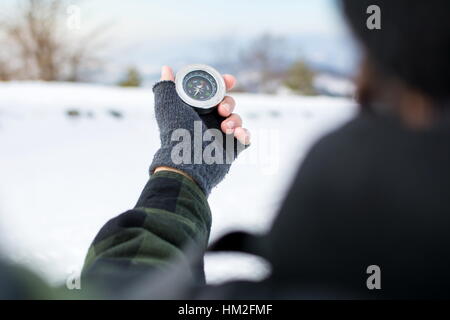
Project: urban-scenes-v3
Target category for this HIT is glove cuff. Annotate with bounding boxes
[149,148,230,196]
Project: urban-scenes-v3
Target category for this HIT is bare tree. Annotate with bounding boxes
[239,33,288,93]
[210,34,240,73]
[0,44,13,81]
[0,61,11,81]
[64,23,110,82]
[0,0,107,81]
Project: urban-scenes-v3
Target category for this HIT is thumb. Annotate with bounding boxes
[160,65,175,81]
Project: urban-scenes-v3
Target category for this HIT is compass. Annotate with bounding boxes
[175,64,226,114]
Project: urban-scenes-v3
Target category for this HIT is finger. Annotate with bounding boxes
[223,74,236,91]
[160,65,175,81]
[217,96,236,117]
[221,113,242,135]
[234,127,251,145]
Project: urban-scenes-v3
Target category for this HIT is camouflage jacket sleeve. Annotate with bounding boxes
[81,171,212,293]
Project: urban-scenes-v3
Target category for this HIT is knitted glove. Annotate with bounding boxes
[150,81,247,196]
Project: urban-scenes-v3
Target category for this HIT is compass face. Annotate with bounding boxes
[175,64,225,112]
[182,70,218,101]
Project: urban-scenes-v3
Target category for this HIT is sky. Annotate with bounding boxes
[2,0,358,81]
[79,0,348,43]
[76,0,356,79]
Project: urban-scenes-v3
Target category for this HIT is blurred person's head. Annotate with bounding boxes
[342,0,450,128]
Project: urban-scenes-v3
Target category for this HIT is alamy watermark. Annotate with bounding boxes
[66,268,81,290]
[170,121,280,176]
[366,265,381,290]
[66,5,82,31]
[366,5,382,30]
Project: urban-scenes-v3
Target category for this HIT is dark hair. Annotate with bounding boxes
[342,0,450,102]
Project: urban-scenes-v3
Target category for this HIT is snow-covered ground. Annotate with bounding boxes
[0,82,357,286]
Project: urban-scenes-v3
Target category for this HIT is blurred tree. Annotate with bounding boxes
[118,67,142,88]
[0,60,11,81]
[210,35,240,74]
[0,45,16,81]
[283,61,317,95]
[239,33,288,93]
[0,0,107,82]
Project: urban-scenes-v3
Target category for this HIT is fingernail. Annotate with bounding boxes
[226,121,235,134]
[227,121,235,129]
[222,103,231,113]
[244,129,251,144]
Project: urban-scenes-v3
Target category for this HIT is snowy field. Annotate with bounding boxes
[0,82,357,286]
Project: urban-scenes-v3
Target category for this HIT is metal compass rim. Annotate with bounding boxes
[175,64,226,110]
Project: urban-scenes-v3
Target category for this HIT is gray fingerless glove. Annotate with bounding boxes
[150,81,247,196]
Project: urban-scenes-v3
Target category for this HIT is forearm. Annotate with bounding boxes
[80,71,246,294]
[81,171,212,288]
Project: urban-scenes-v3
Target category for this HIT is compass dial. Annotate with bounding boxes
[175,64,225,113]
[183,70,218,101]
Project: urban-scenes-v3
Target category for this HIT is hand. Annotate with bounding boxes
[150,66,250,196]
[160,66,251,144]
